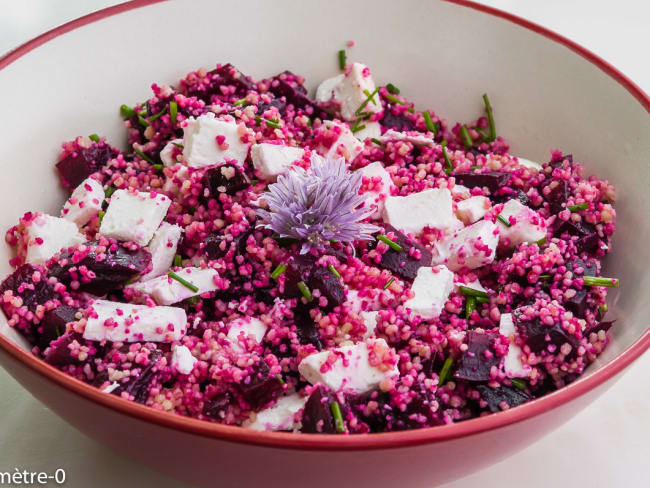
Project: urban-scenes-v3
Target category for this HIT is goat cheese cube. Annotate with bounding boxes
[456,196,491,225]
[360,311,379,339]
[315,74,345,103]
[383,188,462,235]
[102,382,120,394]
[100,189,170,246]
[298,338,399,393]
[182,113,251,168]
[61,178,104,227]
[380,129,435,146]
[243,394,307,432]
[160,139,183,167]
[316,63,382,121]
[451,184,471,198]
[353,121,381,141]
[499,313,530,378]
[82,299,187,343]
[171,344,197,375]
[139,223,182,281]
[404,265,454,319]
[163,164,189,195]
[24,214,86,265]
[432,220,499,271]
[317,121,364,162]
[129,267,219,305]
[357,161,394,218]
[226,316,268,351]
[251,143,305,181]
[455,279,487,294]
[516,157,542,171]
[497,199,547,247]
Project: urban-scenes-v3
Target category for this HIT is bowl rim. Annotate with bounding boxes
[0,0,648,452]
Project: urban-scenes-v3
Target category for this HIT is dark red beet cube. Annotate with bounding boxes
[454,331,500,382]
[56,144,115,188]
[236,361,283,410]
[202,164,250,198]
[202,391,232,420]
[214,63,256,95]
[301,385,344,434]
[38,305,78,352]
[476,384,530,413]
[453,171,511,194]
[554,220,600,253]
[119,350,162,404]
[0,264,57,314]
[515,313,579,354]
[44,333,80,366]
[377,225,432,281]
[380,109,415,132]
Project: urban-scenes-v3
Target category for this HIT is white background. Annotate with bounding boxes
[0,1,648,487]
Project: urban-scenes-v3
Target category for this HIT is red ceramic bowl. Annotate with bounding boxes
[0,1,648,486]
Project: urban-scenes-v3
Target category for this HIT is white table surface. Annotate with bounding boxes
[0,1,648,487]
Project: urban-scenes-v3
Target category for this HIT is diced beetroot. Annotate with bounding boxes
[202,230,251,260]
[269,72,322,115]
[584,320,615,337]
[454,331,500,382]
[214,63,256,95]
[545,180,570,214]
[515,313,579,354]
[300,385,344,434]
[380,110,415,132]
[564,289,589,318]
[202,163,250,198]
[257,97,286,117]
[202,391,232,420]
[38,305,78,353]
[377,225,432,281]
[476,384,530,413]
[56,144,115,188]
[44,333,80,366]
[0,264,57,314]
[566,258,597,278]
[548,153,573,169]
[118,349,162,404]
[236,361,283,410]
[282,254,344,310]
[453,171,511,194]
[292,301,323,350]
[554,220,600,253]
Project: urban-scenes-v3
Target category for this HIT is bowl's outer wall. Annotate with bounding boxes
[0,0,648,486]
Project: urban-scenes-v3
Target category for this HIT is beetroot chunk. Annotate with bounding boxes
[56,143,115,188]
[300,385,344,434]
[380,110,415,132]
[476,384,530,413]
[0,264,57,314]
[214,63,256,95]
[283,255,345,310]
[202,391,232,420]
[38,305,78,353]
[454,331,500,382]
[453,171,510,194]
[377,225,432,281]
[554,220,600,253]
[515,313,578,354]
[236,361,283,410]
[269,71,322,115]
[44,332,83,367]
[114,350,162,404]
[202,164,250,198]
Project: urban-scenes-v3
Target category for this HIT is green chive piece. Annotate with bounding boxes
[133,148,153,164]
[173,254,182,267]
[385,83,400,95]
[458,285,488,298]
[355,87,380,116]
[168,271,200,293]
[330,401,346,433]
[152,163,163,170]
[233,98,248,106]
[423,110,437,136]
[371,137,383,146]
[407,106,415,113]
[497,214,511,227]
[482,93,496,142]
[539,274,551,280]
[442,146,453,175]
[476,296,489,304]
[98,210,105,224]
[459,124,473,149]
[120,104,135,118]
[583,276,619,288]
[383,92,405,105]
[271,263,287,280]
[440,140,448,147]
[363,89,378,106]
[536,237,547,246]
[297,281,313,302]
[172,142,184,149]
[510,378,527,391]
[599,304,608,319]
[148,106,167,122]
[137,114,149,127]
[469,165,482,170]
[338,49,346,71]
[255,116,282,130]
[328,265,341,279]
[104,186,115,198]
[89,134,100,143]
[55,324,64,337]
[186,295,201,305]
[350,119,367,133]
[383,277,395,290]
[250,179,259,186]
[567,202,589,212]
[377,234,403,252]
[169,101,178,125]
[466,296,477,319]
[276,374,285,385]
[438,357,454,386]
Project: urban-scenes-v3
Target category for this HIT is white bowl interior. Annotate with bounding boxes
[0,0,647,373]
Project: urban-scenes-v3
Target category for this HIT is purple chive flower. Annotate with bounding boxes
[256,155,379,253]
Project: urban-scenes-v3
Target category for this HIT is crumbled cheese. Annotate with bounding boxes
[139,223,182,281]
[162,164,189,195]
[380,129,434,146]
[243,393,307,431]
[182,112,251,168]
[171,344,197,375]
[353,121,381,141]
[516,157,542,171]
[456,196,491,225]
[360,311,379,339]
[61,178,104,227]
[102,382,120,394]
[316,63,382,121]
[404,265,454,319]
[499,313,530,378]
[129,267,219,305]
[318,121,364,162]
[497,199,547,246]
[383,188,462,235]
[454,278,487,294]
[160,138,183,167]
[226,316,268,351]
[357,161,395,218]
[25,214,86,265]
[432,220,499,271]
[250,143,305,181]
[315,74,344,103]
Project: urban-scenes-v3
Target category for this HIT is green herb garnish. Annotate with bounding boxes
[297,281,313,302]
[172,142,184,149]
[583,276,619,288]
[104,186,115,198]
[276,374,285,385]
[438,357,454,386]
[476,296,489,304]
[459,124,473,149]
[482,93,496,142]
[350,120,366,133]
[256,116,282,130]
[567,203,589,212]
[370,137,383,146]
[536,237,547,246]
[133,148,153,164]
[338,49,346,71]
[271,263,287,280]
[328,265,341,278]
[152,163,163,171]
[442,146,453,175]
[330,401,346,433]
[355,87,380,116]
[383,92,404,105]
[169,101,178,125]
[599,304,608,319]
[377,234,403,252]
[385,83,400,95]
[120,104,135,118]
[173,254,182,267]
[458,285,488,298]
[423,111,438,136]
[89,134,100,143]
[465,296,477,319]
[148,106,167,122]
[233,98,248,106]
[167,271,199,293]
[510,378,527,391]
[497,214,511,227]
[383,277,395,290]
[98,210,105,224]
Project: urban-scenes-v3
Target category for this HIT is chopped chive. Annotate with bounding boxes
[276,374,285,385]
[338,49,346,71]
[423,111,438,136]
[385,83,400,95]
[120,104,135,118]
[186,295,201,305]
[510,378,527,391]
[476,296,489,304]
[407,106,415,114]
[133,148,153,164]
[137,114,149,127]
[104,186,115,198]
[148,106,167,122]
[173,254,182,267]
[458,285,488,298]
[363,89,378,106]
[330,401,346,433]
[172,142,184,149]
[152,163,163,170]
[97,210,105,225]
[442,146,453,175]
[355,87,380,116]
[233,98,248,106]
[459,124,473,149]
[383,277,395,290]
[465,296,477,319]
[383,92,405,105]
[482,93,496,142]
[599,303,608,319]
[350,119,366,133]
[169,101,178,125]
[55,324,64,337]
[583,276,619,288]
[297,281,313,302]
[255,116,282,130]
[250,179,259,185]
[469,165,481,170]
[536,237,547,247]
[271,263,287,280]
[497,214,511,227]
[440,140,448,147]
[377,234,403,252]
[473,126,489,139]
[567,202,589,212]
[89,134,100,142]
[438,357,454,386]
[168,271,199,292]
[539,274,551,280]
[328,265,341,279]
[371,137,383,146]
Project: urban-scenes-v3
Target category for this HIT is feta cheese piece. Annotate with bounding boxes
[432,220,499,271]
[160,138,183,167]
[298,338,399,393]
[82,299,187,342]
[380,129,434,146]
[357,161,395,218]
[456,196,491,225]
[455,279,487,295]
[182,113,251,168]
[516,157,543,171]
[61,178,104,227]
[404,265,454,319]
[163,164,189,195]
[317,121,364,162]
[451,184,471,198]
[243,393,307,431]
[353,121,381,141]
[383,188,462,235]
[129,267,219,305]
[171,344,197,375]
[499,313,530,378]
[360,311,379,339]
[24,214,85,265]
[315,74,344,103]
[139,223,182,281]
[102,382,120,394]
[250,143,305,181]
[316,63,382,121]
[100,189,171,246]
[226,316,268,351]
[497,199,547,247]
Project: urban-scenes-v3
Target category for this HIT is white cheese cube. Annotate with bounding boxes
[182,113,251,168]
[353,121,381,141]
[61,178,104,227]
[404,265,454,319]
[380,129,434,146]
[315,74,344,103]
[497,199,547,247]
[243,393,307,432]
[318,121,364,162]
[100,189,171,246]
[451,184,471,198]
[25,214,86,265]
[163,164,189,195]
[102,381,120,393]
[432,220,499,271]
[139,223,182,281]
[516,157,542,171]
[383,188,462,235]
[317,63,382,121]
[357,161,394,218]
[298,338,399,393]
[360,311,379,339]
[499,313,530,378]
[129,267,219,305]
[171,344,197,375]
[454,279,487,294]
[82,299,187,343]
[226,316,268,351]
[251,143,305,181]
[160,138,183,167]
[456,196,491,225]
